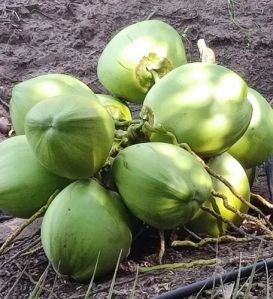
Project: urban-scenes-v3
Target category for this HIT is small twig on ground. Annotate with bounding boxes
[0,98,9,108]
[2,237,41,267]
[1,4,40,10]
[251,192,273,209]
[183,226,216,252]
[146,9,157,20]
[158,230,165,264]
[31,8,55,20]
[2,234,38,254]
[0,191,58,255]
[21,245,43,257]
[138,258,220,273]
[172,235,252,248]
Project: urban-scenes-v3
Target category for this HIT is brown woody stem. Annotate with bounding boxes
[158,230,165,265]
[251,192,273,209]
[172,235,252,248]
[179,143,273,231]
[139,258,220,273]
[200,205,266,242]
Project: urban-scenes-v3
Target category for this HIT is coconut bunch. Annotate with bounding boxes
[2,19,273,281]
[103,26,273,238]
[4,74,134,279]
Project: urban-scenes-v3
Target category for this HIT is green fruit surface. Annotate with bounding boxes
[97,20,187,103]
[112,142,212,230]
[245,167,256,187]
[41,179,132,281]
[25,94,114,179]
[96,94,132,121]
[228,88,273,168]
[10,73,95,135]
[142,62,252,157]
[187,153,250,237]
[0,136,70,218]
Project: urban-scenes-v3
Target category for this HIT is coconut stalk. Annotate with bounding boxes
[172,235,252,248]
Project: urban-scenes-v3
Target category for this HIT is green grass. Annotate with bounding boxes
[227,0,238,21]
[5,239,271,299]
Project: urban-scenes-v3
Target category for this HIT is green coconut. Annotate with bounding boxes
[141,62,253,157]
[97,20,187,104]
[41,179,132,281]
[187,152,250,237]
[245,167,256,187]
[0,136,70,218]
[112,142,213,230]
[10,73,95,135]
[24,94,114,179]
[228,88,273,168]
[96,94,132,121]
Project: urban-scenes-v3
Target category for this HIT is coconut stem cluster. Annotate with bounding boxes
[110,117,273,248]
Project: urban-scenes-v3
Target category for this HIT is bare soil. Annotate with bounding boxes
[1,0,273,298]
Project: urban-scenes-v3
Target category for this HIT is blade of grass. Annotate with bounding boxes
[48,262,59,299]
[28,262,51,299]
[106,249,123,299]
[128,265,139,299]
[195,239,219,299]
[243,241,262,299]
[219,276,227,299]
[232,252,242,299]
[194,279,210,299]
[209,272,217,299]
[264,259,270,299]
[211,239,220,299]
[84,251,101,299]
[227,0,237,20]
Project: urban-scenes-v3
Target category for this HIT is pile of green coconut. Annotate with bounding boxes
[1,20,273,281]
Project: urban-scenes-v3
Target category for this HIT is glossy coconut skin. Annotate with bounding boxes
[10,73,95,135]
[97,20,187,104]
[25,94,114,179]
[142,62,253,157]
[0,136,70,218]
[41,179,132,281]
[112,142,213,230]
[187,153,250,237]
[228,88,273,169]
[96,94,132,121]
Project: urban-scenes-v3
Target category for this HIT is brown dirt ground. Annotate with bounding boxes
[1,0,273,298]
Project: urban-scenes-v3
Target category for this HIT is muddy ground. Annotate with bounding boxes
[1,0,273,298]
